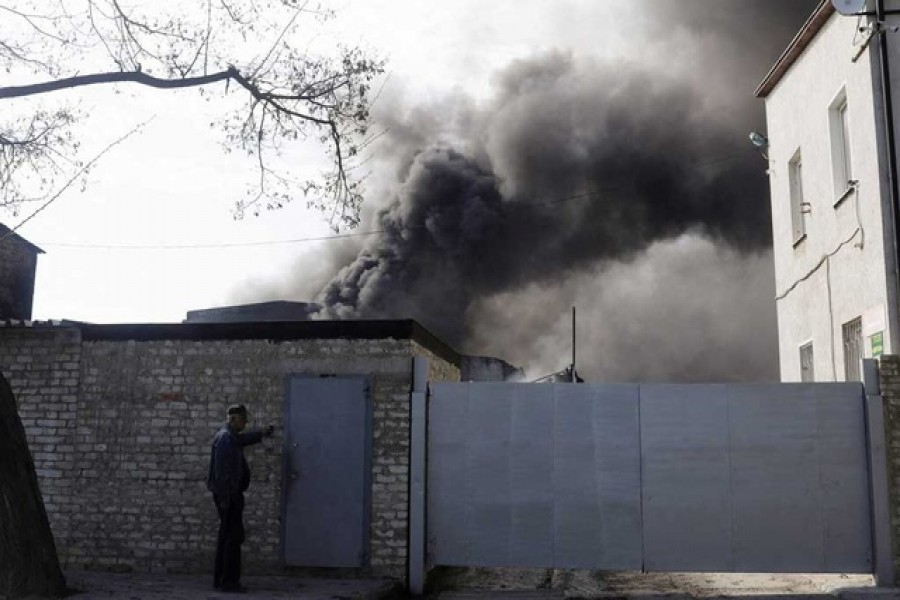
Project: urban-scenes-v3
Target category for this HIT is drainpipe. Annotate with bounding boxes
[876,0,900,354]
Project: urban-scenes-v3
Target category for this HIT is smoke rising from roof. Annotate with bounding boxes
[467,237,779,382]
[242,1,817,381]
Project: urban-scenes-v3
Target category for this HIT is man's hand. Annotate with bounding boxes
[265,425,275,437]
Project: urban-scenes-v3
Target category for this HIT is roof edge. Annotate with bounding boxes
[755,1,835,98]
[0,223,44,254]
[74,319,462,367]
[409,320,462,367]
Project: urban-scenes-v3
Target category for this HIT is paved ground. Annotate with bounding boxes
[61,571,400,600]
[428,568,882,599]
[43,568,895,600]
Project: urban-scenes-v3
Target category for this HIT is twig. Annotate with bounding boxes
[1,117,155,242]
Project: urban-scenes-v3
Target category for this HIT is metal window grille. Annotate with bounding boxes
[842,318,863,382]
[799,342,814,382]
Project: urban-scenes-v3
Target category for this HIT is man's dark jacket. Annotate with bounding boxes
[206,426,264,498]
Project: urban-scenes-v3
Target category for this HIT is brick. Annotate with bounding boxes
[0,327,460,577]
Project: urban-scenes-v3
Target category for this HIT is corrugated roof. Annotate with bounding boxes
[755,1,835,98]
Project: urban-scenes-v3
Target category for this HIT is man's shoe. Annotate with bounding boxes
[220,584,248,593]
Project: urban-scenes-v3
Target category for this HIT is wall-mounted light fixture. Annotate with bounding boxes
[749,131,769,159]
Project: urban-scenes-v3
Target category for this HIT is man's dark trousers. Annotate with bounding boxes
[213,493,244,589]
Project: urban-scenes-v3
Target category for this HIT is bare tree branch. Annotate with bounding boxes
[0,0,385,229]
[0,69,237,99]
[1,117,152,240]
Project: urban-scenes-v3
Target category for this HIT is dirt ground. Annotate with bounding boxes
[428,567,875,597]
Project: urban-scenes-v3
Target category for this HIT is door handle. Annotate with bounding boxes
[290,471,299,480]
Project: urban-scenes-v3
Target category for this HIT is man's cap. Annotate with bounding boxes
[227,404,248,417]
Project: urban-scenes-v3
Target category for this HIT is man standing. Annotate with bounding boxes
[207,404,274,593]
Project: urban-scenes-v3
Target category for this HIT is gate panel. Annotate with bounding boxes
[640,383,871,573]
[428,382,641,569]
[282,376,371,567]
[640,386,733,571]
[554,384,643,568]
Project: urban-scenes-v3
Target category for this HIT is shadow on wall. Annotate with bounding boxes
[0,369,67,598]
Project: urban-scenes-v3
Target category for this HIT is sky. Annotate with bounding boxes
[4,1,820,381]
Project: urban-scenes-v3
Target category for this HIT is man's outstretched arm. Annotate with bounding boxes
[236,426,274,447]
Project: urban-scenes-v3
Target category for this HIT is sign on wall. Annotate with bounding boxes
[872,331,884,358]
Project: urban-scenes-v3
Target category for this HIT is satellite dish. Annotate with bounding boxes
[832,0,868,16]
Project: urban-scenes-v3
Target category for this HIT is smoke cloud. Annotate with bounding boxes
[245,1,818,381]
[467,237,779,382]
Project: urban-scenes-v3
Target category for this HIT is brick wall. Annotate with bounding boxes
[0,325,459,579]
[879,355,900,581]
[0,327,81,562]
[412,341,461,384]
[0,234,39,319]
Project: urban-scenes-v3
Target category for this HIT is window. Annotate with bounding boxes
[830,90,854,202]
[799,342,814,382]
[842,317,863,382]
[789,150,806,244]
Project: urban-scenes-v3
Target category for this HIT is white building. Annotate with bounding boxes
[756,0,900,381]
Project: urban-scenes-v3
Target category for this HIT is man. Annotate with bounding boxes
[206,404,274,593]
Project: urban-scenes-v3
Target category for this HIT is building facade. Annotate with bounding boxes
[756,1,900,381]
[0,223,43,320]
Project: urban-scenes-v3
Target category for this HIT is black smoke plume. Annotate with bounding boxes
[258,2,819,380]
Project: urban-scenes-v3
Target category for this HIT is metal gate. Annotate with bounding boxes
[282,376,372,567]
[426,381,877,573]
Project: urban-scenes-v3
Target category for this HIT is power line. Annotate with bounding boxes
[16,144,758,251]
[39,228,387,250]
[31,186,616,251]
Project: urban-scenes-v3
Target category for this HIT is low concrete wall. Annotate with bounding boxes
[0,323,460,578]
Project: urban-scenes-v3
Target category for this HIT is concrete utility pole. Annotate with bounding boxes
[874,0,900,354]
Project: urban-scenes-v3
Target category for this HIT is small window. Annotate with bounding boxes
[799,342,814,382]
[789,150,806,244]
[830,90,854,201]
[842,317,863,382]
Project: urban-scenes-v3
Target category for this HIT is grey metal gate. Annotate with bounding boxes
[282,376,372,567]
[640,383,870,573]
[428,382,642,569]
[426,381,875,573]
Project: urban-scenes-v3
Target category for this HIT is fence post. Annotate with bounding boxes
[408,357,428,595]
[862,358,895,587]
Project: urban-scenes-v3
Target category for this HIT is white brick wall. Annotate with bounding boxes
[0,327,460,578]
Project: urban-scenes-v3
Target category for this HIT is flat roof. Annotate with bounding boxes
[184,301,320,323]
[755,1,834,98]
[1,318,462,367]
